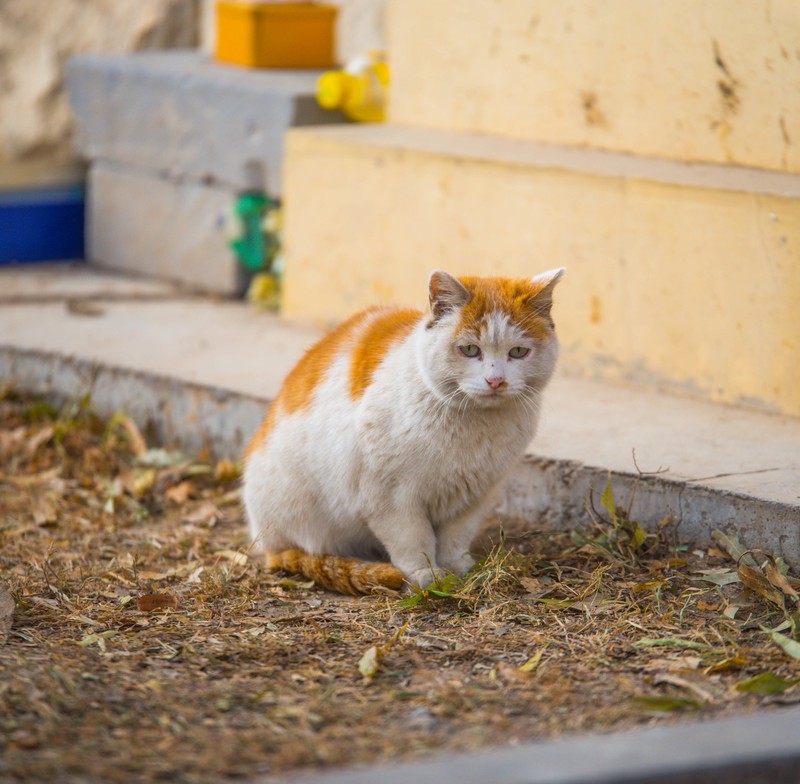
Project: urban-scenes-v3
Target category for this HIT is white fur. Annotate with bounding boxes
[244,270,563,588]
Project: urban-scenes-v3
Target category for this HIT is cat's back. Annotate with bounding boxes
[245,304,423,459]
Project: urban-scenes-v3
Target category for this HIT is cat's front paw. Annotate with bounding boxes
[405,566,447,591]
[440,553,475,577]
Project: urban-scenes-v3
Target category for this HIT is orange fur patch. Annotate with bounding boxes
[266,548,405,595]
[245,310,372,459]
[349,307,421,400]
[456,276,552,340]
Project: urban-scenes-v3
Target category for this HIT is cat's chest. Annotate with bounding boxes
[356,387,533,510]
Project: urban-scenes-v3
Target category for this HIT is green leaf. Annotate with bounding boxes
[600,478,617,523]
[24,401,60,422]
[78,630,118,650]
[630,695,701,712]
[135,448,192,468]
[634,637,708,651]
[570,529,616,558]
[532,597,579,608]
[628,520,648,550]
[181,463,213,477]
[711,530,758,568]
[429,573,462,594]
[570,530,590,547]
[397,591,425,608]
[694,570,741,587]
[775,557,792,577]
[426,588,456,599]
[736,672,800,695]
[519,649,545,673]
[770,632,800,660]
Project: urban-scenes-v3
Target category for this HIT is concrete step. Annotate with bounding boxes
[87,161,243,295]
[387,0,800,174]
[67,50,346,293]
[1,265,798,561]
[280,123,800,417]
[296,707,800,784]
[68,50,344,195]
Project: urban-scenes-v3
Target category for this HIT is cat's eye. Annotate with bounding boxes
[459,344,481,358]
[508,347,530,359]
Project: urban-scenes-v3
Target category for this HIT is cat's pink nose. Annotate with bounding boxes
[486,376,505,390]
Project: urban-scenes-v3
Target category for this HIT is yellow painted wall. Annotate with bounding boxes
[388,0,800,173]
[282,127,800,416]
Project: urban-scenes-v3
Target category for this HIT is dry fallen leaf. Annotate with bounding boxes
[697,598,720,612]
[214,459,240,483]
[654,672,718,704]
[738,562,785,608]
[66,299,106,317]
[0,584,14,643]
[31,495,58,525]
[765,562,799,601]
[25,425,55,457]
[704,654,747,674]
[181,501,222,526]
[137,593,179,613]
[216,550,248,567]
[133,468,157,498]
[358,646,380,683]
[165,480,196,504]
[119,414,148,457]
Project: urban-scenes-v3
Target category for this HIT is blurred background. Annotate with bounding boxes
[1,0,797,419]
[0,0,384,165]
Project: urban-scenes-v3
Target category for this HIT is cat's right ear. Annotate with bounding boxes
[428,270,471,324]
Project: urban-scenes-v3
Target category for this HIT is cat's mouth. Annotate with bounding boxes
[467,387,509,405]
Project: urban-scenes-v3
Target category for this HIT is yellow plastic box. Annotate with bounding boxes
[216,1,337,69]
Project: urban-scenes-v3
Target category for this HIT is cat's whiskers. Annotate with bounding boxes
[431,388,461,423]
[515,385,543,421]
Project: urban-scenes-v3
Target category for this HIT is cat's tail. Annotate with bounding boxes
[265,549,406,595]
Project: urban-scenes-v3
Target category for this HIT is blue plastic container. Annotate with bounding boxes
[0,183,85,263]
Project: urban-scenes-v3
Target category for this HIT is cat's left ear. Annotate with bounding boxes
[529,267,565,318]
[428,270,472,323]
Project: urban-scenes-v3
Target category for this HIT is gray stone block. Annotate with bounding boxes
[88,161,241,294]
[68,50,346,196]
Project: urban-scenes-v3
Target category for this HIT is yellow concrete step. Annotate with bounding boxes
[387,0,800,173]
[281,124,800,417]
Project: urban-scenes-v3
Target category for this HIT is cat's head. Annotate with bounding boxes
[418,268,565,408]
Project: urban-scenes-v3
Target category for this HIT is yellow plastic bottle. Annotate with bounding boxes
[316,51,389,123]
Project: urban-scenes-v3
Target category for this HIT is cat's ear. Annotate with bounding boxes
[529,267,565,319]
[428,270,472,323]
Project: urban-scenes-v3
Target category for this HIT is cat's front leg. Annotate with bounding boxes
[436,496,499,577]
[436,519,478,577]
[367,511,444,590]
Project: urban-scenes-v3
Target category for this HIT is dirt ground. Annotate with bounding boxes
[1,388,799,783]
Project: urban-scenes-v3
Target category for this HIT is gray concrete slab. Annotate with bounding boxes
[87,161,243,294]
[0,262,181,302]
[0,294,318,399]
[286,707,800,784]
[537,376,800,507]
[0,346,266,459]
[68,50,346,196]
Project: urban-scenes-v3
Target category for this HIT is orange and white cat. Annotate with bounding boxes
[243,268,564,594]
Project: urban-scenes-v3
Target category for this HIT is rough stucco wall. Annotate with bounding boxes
[329,0,386,63]
[0,0,200,164]
[389,0,800,173]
